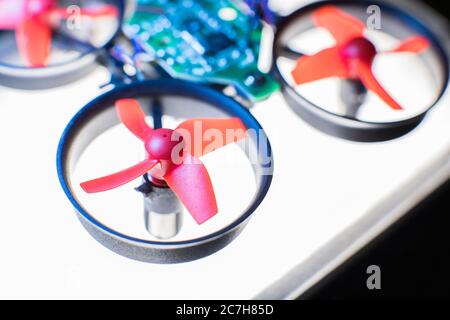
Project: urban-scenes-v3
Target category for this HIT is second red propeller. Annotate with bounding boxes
[0,0,118,67]
[291,5,430,111]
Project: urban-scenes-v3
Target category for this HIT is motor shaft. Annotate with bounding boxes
[137,174,183,239]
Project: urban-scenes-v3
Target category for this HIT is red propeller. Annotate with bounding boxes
[291,5,430,111]
[0,0,118,67]
[80,99,248,225]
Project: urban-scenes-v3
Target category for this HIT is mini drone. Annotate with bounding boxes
[17,0,443,263]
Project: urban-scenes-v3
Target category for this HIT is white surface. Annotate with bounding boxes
[0,0,449,300]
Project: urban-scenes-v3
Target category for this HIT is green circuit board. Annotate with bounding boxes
[123,0,279,102]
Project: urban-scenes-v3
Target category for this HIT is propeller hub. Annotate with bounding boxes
[145,129,185,162]
[341,37,377,75]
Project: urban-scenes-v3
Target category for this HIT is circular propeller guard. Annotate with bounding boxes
[57,79,273,263]
[0,0,124,89]
[273,0,449,142]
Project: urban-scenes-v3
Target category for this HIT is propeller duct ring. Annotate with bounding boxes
[57,79,273,264]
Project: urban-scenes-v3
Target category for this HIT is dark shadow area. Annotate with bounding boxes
[422,0,450,18]
[301,180,450,300]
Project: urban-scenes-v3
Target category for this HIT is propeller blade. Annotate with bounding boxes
[49,4,118,20]
[116,99,153,142]
[0,0,27,29]
[313,5,365,44]
[291,47,349,85]
[355,60,403,110]
[164,154,218,224]
[175,118,247,158]
[80,158,159,193]
[389,36,430,54]
[15,16,52,67]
